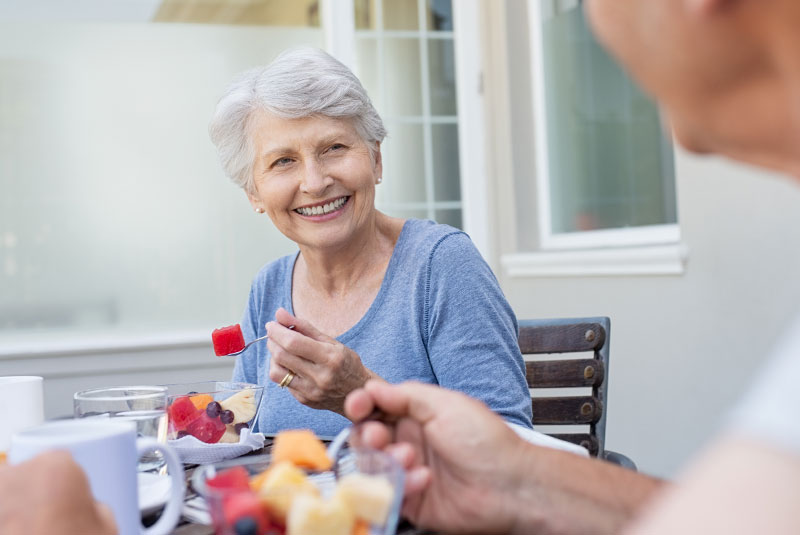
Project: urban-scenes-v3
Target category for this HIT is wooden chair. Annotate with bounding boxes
[519,316,635,468]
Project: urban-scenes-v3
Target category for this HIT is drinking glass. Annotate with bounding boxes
[74,385,168,472]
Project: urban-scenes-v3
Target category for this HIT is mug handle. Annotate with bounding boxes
[136,438,185,535]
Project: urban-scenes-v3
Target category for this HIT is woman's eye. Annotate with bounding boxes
[272,157,293,168]
[328,143,345,152]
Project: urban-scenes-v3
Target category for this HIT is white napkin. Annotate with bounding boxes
[507,422,590,457]
[169,428,266,464]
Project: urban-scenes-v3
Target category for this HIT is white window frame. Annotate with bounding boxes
[322,0,491,261]
[500,0,685,277]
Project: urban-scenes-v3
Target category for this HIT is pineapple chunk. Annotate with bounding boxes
[219,389,258,424]
[287,492,354,535]
[254,461,319,523]
[335,473,394,525]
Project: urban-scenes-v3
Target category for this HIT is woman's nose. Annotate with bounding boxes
[300,160,333,195]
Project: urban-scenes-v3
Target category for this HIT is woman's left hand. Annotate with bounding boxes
[266,307,382,416]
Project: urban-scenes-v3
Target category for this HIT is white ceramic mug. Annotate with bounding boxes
[9,419,185,535]
[0,376,44,453]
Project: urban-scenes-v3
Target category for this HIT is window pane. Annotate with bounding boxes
[354,0,378,30]
[355,37,382,111]
[380,122,427,203]
[540,2,676,234]
[384,0,419,30]
[428,38,457,116]
[426,0,452,31]
[434,209,462,229]
[154,0,321,26]
[432,124,460,201]
[0,22,321,337]
[383,38,422,116]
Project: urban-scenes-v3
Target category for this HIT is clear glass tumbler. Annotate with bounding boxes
[74,385,169,472]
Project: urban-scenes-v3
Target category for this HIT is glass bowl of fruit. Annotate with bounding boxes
[192,430,404,535]
[162,382,263,445]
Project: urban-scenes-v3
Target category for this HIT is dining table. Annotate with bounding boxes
[144,436,431,535]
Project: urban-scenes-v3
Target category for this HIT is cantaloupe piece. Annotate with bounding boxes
[189,394,214,410]
[352,519,370,535]
[272,429,332,471]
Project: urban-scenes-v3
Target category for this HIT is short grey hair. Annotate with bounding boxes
[209,47,387,194]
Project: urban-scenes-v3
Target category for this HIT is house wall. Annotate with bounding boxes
[488,0,800,477]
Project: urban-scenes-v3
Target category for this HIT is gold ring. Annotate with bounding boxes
[279,372,295,388]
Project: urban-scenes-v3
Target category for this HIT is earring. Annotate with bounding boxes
[376,177,382,184]
[254,207,265,214]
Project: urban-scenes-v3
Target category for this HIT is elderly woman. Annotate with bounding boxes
[209,47,532,437]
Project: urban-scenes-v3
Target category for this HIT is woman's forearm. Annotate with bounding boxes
[506,444,665,534]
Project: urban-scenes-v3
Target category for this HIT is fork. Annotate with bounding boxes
[326,408,395,471]
[221,325,295,357]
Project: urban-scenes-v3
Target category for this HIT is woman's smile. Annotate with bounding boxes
[293,195,351,221]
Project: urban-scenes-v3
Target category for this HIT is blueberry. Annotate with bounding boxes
[176,430,189,439]
[206,401,221,418]
[233,516,258,535]
[220,409,234,424]
[234,422,249,434]
[188,391,198,395]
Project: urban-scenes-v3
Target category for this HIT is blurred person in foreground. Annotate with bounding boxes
[208,47,532,437]
[345,0,800,533]
[0,451,116,535]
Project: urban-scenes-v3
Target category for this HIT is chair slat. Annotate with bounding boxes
[518,322,605,354]
[526,359,605,388]
[532,396,603,425]
[546,433,599,456]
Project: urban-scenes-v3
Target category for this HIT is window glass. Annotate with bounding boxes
[539,0,676,234]
[432,124,461,202]
[426,0,452,31]
[428,38,457,116]
[0,7,322,339]
[355,0,462,228]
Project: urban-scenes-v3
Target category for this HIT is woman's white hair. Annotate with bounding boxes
[209,47,387,194]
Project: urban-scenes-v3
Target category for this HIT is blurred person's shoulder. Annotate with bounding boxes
[729,313,800,455]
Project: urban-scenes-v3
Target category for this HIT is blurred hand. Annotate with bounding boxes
[267,307,381,416]
[0,451,118,535]
[345,380,529,534]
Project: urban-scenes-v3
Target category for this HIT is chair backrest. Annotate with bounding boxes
[519,317,611,457]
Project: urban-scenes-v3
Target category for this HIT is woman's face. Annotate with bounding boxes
[247,111,382,252]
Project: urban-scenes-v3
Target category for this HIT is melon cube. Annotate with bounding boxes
[212,324,246,356]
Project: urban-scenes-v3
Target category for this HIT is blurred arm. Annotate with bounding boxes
[625,435,800,534]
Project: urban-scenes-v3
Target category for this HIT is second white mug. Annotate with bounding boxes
[9,418,185,535]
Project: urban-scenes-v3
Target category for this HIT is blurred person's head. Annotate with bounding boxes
[586,0,800,176]
[209,47,386,195]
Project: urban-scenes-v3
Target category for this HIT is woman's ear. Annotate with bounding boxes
[246,191,265,214]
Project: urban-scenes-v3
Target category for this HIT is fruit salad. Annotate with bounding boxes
[165,382,263,444]
[197,430,400,535]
